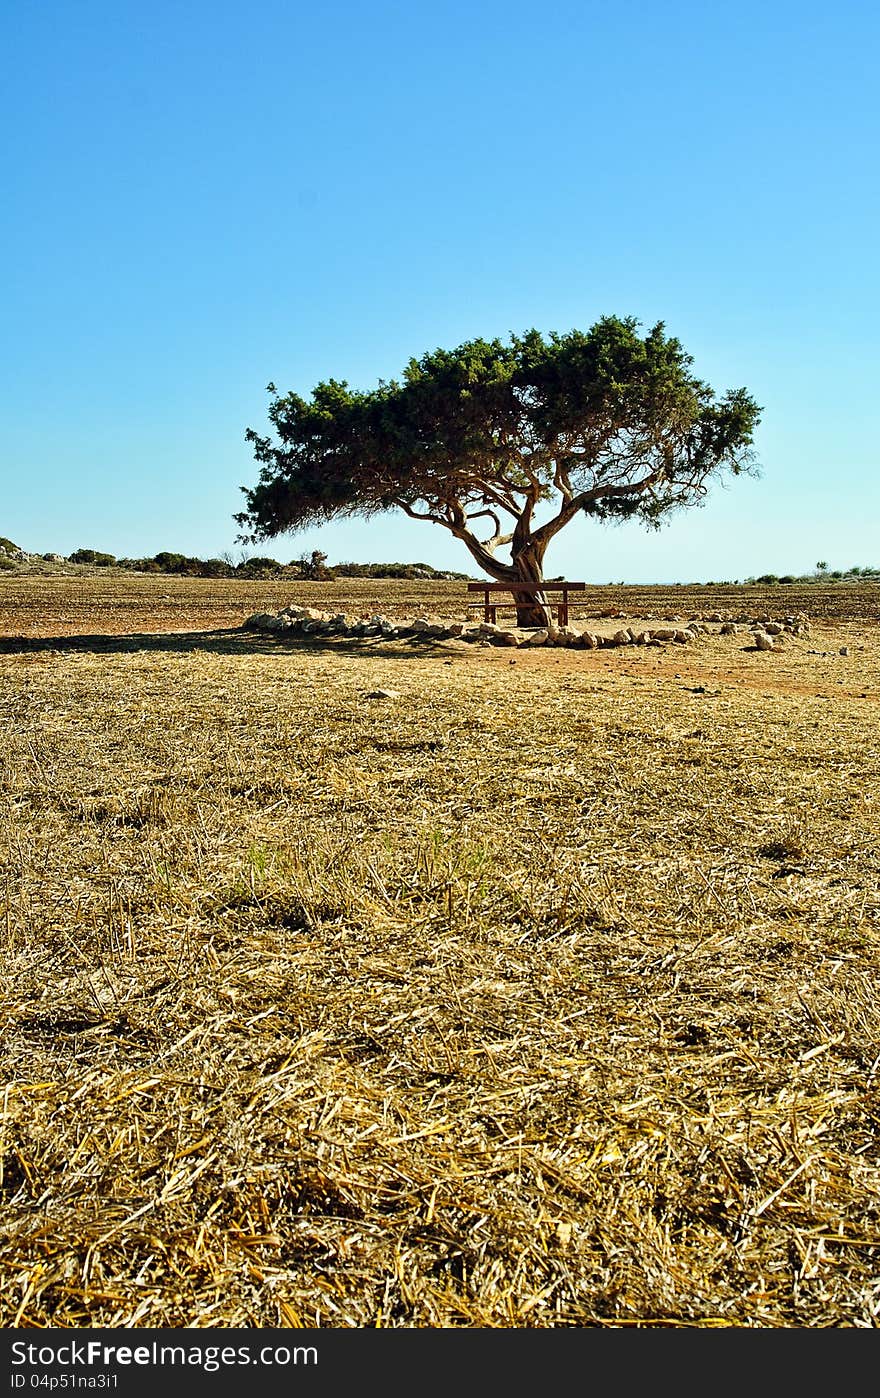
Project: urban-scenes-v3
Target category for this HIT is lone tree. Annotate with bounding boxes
[237,316,761,625]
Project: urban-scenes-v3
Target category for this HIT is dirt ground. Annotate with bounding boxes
[1,573,877,704]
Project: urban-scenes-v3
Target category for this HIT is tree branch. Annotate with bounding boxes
[397,500,448,526]
[531,467,667,550]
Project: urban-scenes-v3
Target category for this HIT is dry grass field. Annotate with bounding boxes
[1,573,878,1327]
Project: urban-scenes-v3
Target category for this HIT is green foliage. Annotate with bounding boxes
[63,551,468,580]
[152,551,187,571]
[120,552,237,577]
[238,556,282,575]
[746,565,878,584]
[297,548,335,581]
[0,537,19,554]
[331,561,471,580]
[238,318,762,584]
[69,549,116,566]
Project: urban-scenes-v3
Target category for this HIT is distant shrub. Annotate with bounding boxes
[4,543,472,581]
[331,560,470,580]
[295,549,335,581]
[69,549,116,566]
[236,556,283,578]
[115,554,234,576]
[0,554,14,570]
[152,551,187,571]
[744,565,878,585]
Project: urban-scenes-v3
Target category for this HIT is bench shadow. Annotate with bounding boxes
[0,627,461,660]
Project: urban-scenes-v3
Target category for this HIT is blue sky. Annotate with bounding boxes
[3,0,878,583]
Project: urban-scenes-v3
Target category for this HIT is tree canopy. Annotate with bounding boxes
[237,317,761,595]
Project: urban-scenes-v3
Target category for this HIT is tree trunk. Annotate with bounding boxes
[509,591,547,627]
[452,514,551,627]
[509,552,549,628]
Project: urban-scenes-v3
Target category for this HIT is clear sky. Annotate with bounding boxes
[3,0,878,583]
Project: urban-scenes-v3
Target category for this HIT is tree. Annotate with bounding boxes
[298,548,335,580]
[237,317,761,625]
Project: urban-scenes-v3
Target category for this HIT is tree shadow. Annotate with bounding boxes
[0,627,457,661]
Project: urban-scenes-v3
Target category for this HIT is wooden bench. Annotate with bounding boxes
[467,581,587,626]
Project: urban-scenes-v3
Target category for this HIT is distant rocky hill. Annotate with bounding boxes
[0,539,472,581]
